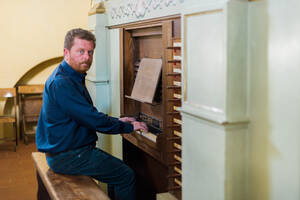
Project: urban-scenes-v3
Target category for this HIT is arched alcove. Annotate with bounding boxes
[1,57,63,142]
[15,56,63,86]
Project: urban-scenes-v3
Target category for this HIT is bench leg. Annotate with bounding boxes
[36,171,51,200]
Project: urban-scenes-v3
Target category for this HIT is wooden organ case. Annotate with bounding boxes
[119,16,182,200]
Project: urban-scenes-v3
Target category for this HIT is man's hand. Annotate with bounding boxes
[119,117,136,123]
[131,121,148,133]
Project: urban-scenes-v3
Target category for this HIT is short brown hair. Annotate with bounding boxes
[64,28,96,50]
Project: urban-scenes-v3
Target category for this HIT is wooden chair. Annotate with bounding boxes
[0,88,17,151]
[18,84,44,144]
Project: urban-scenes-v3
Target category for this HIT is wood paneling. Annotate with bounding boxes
[120,17,182,199]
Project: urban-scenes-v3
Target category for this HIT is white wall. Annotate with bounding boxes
[248,0,300,200]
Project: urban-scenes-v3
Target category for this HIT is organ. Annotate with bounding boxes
[117,15,182,200]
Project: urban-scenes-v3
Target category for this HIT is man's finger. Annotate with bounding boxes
[127,117,136,122]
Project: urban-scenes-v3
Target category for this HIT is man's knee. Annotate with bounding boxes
[124,167,135,184]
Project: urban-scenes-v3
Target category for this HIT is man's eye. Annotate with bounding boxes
[79,50,84,54]
[88,51,93,56]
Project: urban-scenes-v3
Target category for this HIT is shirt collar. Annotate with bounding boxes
[61,60,86,83]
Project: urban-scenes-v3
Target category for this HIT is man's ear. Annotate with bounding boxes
[64,48,69,60]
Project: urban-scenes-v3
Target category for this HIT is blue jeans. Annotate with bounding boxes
[46,144,136,200]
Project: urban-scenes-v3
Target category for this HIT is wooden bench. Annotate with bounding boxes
[32,152,110,200]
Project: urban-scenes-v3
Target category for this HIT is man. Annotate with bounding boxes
[36,28,148,200]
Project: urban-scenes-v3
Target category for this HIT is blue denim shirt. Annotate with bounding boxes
[36,60,133,153]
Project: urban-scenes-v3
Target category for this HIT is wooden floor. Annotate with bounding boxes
[0,140,37,200]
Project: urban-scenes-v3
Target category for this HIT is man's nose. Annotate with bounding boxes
[83,51,90,59]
